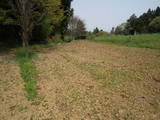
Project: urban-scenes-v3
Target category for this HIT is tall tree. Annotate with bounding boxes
[60,0,73,40]
[126,14,138,35]
[76,18,86,39]
[110,27,115,34]
[14,0,64,57]
[68,16,86,40]
[14,0,34,57]
[155,6,160,16]
[93,27,99,34]
[149,16,160,33]
[115,22,128,35]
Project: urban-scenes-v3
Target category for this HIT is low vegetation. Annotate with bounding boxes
[89,33,160,49]
[78,62,139,88]
[15,48,38,100]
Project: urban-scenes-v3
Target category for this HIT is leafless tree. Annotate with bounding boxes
[68,16,86,40]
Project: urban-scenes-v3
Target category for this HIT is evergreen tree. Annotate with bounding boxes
[117,6,160,35]
[110,27,115,34]
[155,6,160,16]
[60,0,73,40]
[93,27,99,34]
[126,14,138,35]
[149,16,160,33]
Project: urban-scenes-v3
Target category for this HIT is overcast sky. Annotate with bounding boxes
[72,0,160,32]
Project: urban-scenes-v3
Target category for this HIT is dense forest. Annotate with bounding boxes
[113,7,160,35]
[0,0,74,47]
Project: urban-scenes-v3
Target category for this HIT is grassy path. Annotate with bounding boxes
[0,55,31,119]
[15,49,38,100]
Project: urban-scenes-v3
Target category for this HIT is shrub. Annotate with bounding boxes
[31,22,52,44]
[149,16,160,33]
[48,34,63,43]
[64,35,72,42]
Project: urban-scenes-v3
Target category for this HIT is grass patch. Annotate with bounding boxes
[89,33,160,49]
[18,106,28,112]
[31,96,45,105]
[78,62,138,88]
[0,59,3,64]
[15,48,38,100]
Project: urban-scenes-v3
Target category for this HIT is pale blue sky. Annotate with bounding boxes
[72,0,160,32]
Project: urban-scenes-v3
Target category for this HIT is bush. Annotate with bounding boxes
[64,35,72,42]
[76,35,86,40]
[87,31,109,40]
[48,34,63,43]
[149,16,160,33]
[0,22,53,47]
[31,22,52,44]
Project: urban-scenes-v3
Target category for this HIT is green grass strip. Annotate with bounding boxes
[89,33,160,50]
[15,48,38,100]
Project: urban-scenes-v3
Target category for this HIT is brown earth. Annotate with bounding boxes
[0,41,160,120]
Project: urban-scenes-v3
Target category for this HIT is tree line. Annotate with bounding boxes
[0,0,87,57]
[112,6,160,35]
[0,0,73,45]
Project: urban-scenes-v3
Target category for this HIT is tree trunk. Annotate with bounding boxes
[15,0,32,58]
[22,30,29,58]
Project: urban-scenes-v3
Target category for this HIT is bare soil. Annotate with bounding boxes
[0,41,160,120]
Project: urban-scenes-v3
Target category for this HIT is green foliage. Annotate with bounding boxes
[115,6,160,35]
[149,16,160,33]
[31,22,52,44]
[87,30,108,40]
[92,28,108,37]
[16,48,38,100]
[43,0,65,25]
[50,34,63,43]
[0,0,72,46]
[64,35,72,42]
[0,1,17,25]
[0,1,19,46]
[87,34,96,40]
[16,48,37,59]
[18,106,28,112]
[115,23,128,35]
[93,27,99,34]
[60,0,73,40]
[89,34,160,49]
[126,14,138,34]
